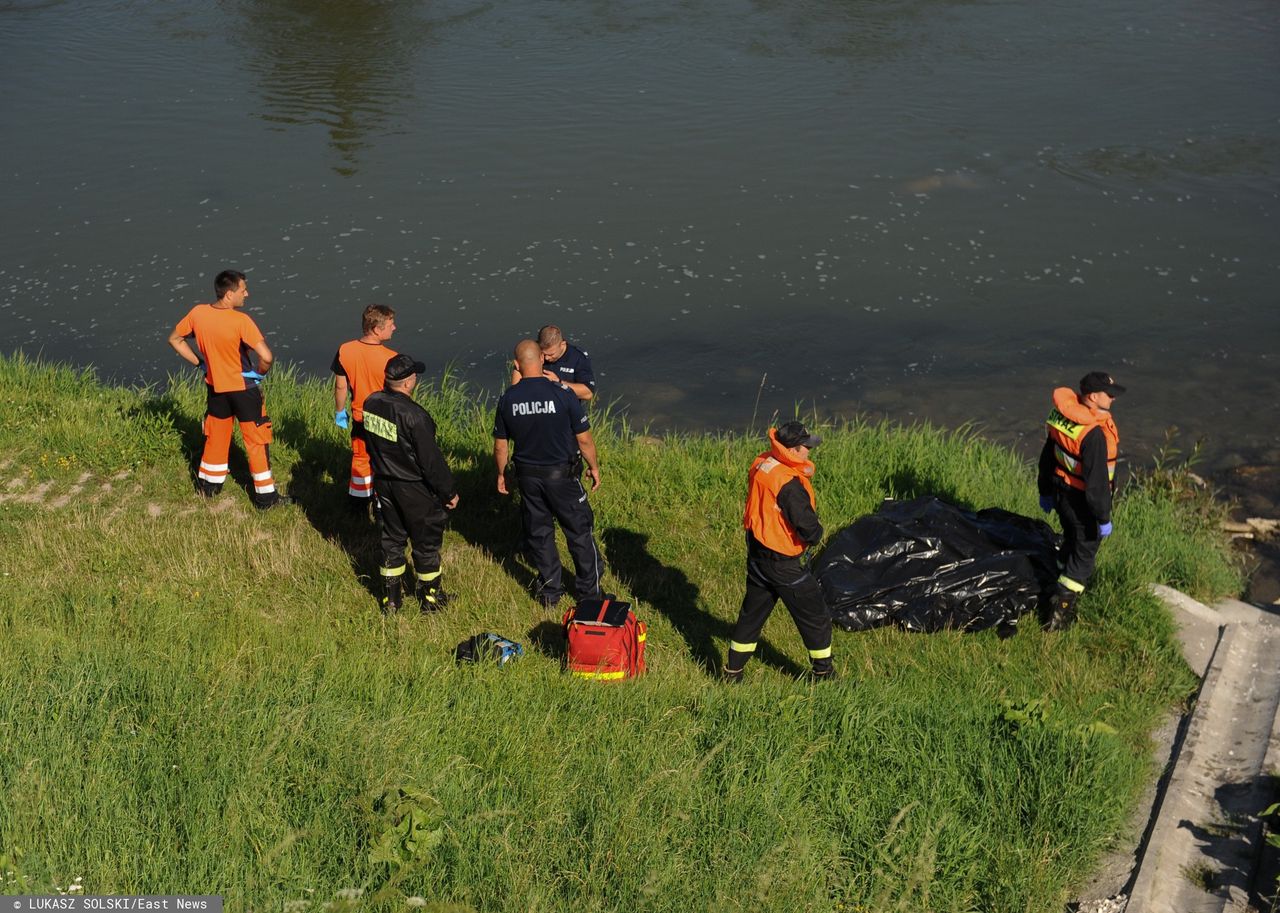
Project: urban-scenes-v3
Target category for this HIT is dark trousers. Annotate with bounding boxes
[728,545,833,672]
[375,479,448,574]
[1054,485,1103,592]
[517,471,601,601]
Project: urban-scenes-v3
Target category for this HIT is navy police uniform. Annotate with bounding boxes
[494,376,602,605]
[363,382,457,612]
[544,343,595,398]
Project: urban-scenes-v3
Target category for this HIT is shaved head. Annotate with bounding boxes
[514,339,543,376]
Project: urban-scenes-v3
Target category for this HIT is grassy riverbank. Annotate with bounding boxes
[0,353,1242,912]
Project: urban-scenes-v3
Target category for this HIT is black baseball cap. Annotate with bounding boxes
[385,353,426,382]
[1079,371,1126,397]
[776,421,822,449]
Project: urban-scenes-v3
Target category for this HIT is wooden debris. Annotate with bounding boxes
[1222,517,1280,540]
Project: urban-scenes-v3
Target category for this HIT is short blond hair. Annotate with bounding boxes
[536,325,562,349]
[362,304,395,335]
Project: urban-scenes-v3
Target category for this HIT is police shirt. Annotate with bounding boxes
[544,343,596,395]
[493,377,589,467]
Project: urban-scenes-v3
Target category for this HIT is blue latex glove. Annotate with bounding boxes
[1039,495,1054,513]
[1099,521,1113,538]
[335,409,349,430]
[241,369,265,383]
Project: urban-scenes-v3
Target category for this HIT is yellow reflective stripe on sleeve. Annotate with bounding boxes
[729,641,757,653]
[808,646,833,660]
[1057,574,1085,593]
[380,565,407,577]
[364,411,397,443]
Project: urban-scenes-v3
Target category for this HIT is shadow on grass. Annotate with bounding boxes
[527,620,567,662]
[601,527,805,679]
[886,466,973,509]
[447,447,540,600]
[272,413,382,607]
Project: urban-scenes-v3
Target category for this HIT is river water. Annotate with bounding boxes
[2,0,1278,484]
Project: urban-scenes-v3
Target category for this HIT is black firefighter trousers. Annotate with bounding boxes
[1053,484,1104,595]
[376,478,448,577]
[727,544,834,675]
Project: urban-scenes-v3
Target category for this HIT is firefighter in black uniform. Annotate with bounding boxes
[494,338,603,609]
[1037,371,1124,631]
[724,421,834,683]
[362,354,459,614]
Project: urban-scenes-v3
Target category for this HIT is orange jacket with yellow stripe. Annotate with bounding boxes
[743,428,822,557]
[1039,387,1119,522]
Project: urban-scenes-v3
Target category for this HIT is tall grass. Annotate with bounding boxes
[0,354,1242,911]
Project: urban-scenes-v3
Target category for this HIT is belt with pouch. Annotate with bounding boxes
[515,462,576,480]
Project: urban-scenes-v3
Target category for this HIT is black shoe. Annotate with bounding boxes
[417,582,452,613]
[538,593,562,611]
[809,663,837,682]
[255,495,294,511]
[195,480,222,498]
[1044,587,1079,632]
[346,495,372,514]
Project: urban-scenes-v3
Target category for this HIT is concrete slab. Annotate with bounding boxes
[1151,583,1224,679]
[1127,591,1280,913]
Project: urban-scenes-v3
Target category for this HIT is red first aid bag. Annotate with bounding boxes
[563,595,647,680]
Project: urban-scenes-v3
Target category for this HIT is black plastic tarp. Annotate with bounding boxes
[812,496,1060,633]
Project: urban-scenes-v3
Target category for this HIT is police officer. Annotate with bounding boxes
[509,324,596,401]
[1037,371,1124,631]
[494,338,603,609]
[362,354,459,614]
[724,421,834,682]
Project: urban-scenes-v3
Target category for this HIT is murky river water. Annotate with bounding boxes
[2,0,1278,483]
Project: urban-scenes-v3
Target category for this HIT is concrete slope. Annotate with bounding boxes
[1126,588,1280,913]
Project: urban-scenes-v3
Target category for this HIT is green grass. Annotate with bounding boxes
[0,354,1243,911]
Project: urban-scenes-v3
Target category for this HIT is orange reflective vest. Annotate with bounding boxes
[742,428,817,557]
[1045,387,1119,492]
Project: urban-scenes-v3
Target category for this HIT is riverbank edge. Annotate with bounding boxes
[0,353,1250,911]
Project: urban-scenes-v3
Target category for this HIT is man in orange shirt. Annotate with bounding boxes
[331,304,398,513]
[167,269,287,509]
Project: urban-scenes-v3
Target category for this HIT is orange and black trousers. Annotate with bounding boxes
[197,385,279,507]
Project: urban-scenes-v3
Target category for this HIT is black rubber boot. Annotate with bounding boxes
[1045,586,1079,632]
[416,576,452,613]
[721,667,745,685]
[811,657,836,681]
[381,575,403,615]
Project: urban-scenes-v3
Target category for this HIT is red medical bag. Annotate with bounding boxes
[562,595,647,680]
